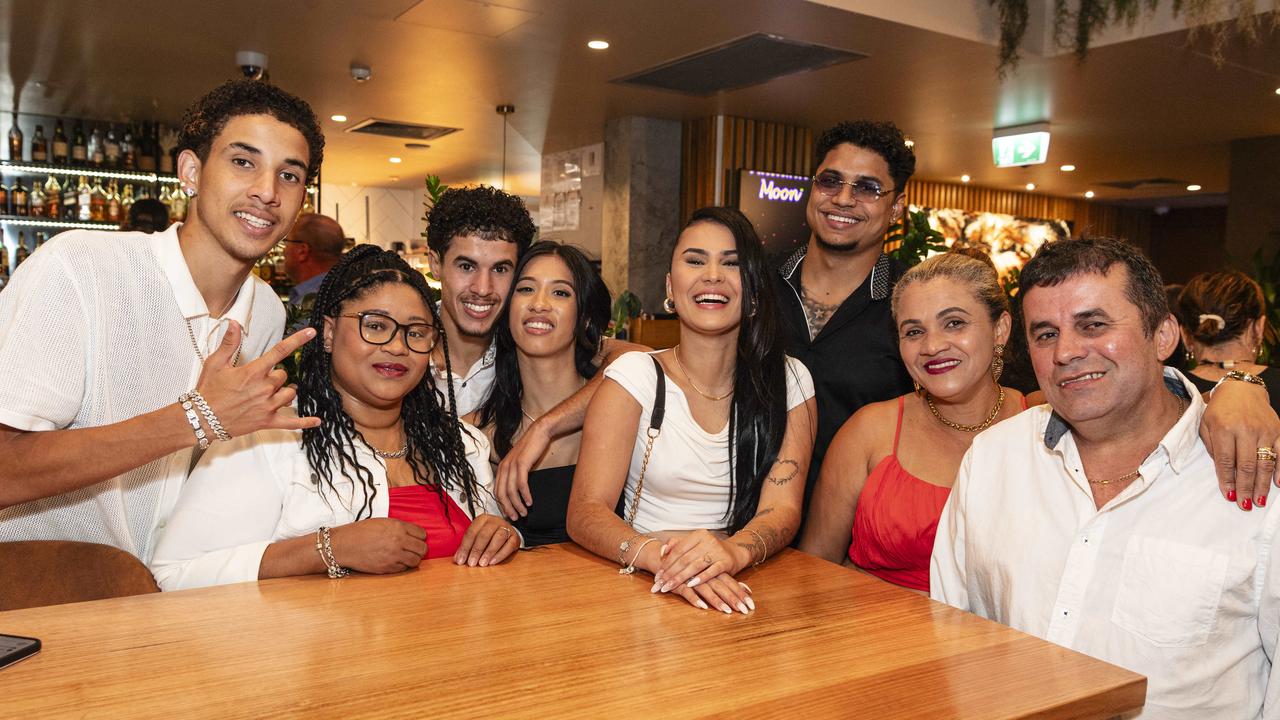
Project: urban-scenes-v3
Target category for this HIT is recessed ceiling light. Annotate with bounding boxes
[960,174,971,183]
[1275,87,1280,95]
[904,138,915,148]
[1059,164,1075,172]
[330,114,348,122]
[1085,190,1095,198]
[587,40,610,50]
[1187,184,1201,191]
[1025,183,1036,191]
[389,157,402,164]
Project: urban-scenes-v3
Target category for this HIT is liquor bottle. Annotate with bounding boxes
[89,177,106,221]
[52,119,69,164]
[105,180,121,223]
[43,175,59,220]
[159,125,175,174]
[89,125,105,167]
[157,184,173,216]
[138,122,156,172]
[8,113,23,162]
[76,176,91,221]
[11,178,28,216]
[14,231,29,267]
[170,183,187,222]
[104,125,120,168]
[119,183,135,216]
[0,239,9,287]
[0,177,8,214]
[121,125,136,169]
[71,121,87,165]
[61,174,78,220]
[31,124,47,163]
[35,231,47,248]
[28,179,45,218]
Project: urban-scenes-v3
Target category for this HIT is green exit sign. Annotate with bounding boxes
[992,126,1051,168]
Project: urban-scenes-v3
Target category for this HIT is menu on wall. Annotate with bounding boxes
[540,143,600,233]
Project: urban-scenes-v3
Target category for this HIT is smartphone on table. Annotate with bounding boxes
[0,634,40,670]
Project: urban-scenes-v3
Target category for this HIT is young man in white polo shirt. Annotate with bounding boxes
[931,238,1280,717]
[0,80,325,562]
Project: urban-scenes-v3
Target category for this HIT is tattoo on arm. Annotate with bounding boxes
[767,459,800,486]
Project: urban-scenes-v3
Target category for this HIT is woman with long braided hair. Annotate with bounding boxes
[150,245,519,590]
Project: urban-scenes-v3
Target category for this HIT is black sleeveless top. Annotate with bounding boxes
[513,465,575,547]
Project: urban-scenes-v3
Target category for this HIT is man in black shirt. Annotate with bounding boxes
[775,121,916,517]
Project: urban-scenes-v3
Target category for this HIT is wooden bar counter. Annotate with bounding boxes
[0,544,1144,718]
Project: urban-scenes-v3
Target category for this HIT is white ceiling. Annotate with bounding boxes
[2,0,1277,204]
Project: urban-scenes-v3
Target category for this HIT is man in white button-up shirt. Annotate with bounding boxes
[931,238,1280,718]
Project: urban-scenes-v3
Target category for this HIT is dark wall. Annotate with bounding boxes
[1148,206,1229,284]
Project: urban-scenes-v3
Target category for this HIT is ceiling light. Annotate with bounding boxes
[389,157,402,164]
[1025,183,1036,191]
[587,40,610,50]
[1059,164,1075,172]
[1187,184,1201,191]
[330,114,348,122]
[904,138,915,148]
[1275,87,1280,95]
[961,174,971,183]
[1085,190,1095,198]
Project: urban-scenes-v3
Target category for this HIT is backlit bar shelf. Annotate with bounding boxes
[0,161,179,185]
[0,215,120,230]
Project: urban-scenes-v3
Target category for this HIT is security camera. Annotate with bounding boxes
[235,50,269,80]
[350,63,372,83]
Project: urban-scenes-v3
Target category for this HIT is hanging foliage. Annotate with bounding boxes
[991,0,1279,75]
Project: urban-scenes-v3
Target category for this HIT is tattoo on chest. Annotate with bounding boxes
[800,285,839,338]
[766,459,800,486]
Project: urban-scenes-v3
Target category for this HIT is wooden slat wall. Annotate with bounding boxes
[904,180,1152,250]
[681,116,813,222]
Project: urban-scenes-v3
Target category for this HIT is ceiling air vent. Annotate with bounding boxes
[615,32,867,96]
[346,118,460,142]
[1099,178,1187,190]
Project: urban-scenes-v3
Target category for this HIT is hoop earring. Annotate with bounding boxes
[991,343,1006,383]
[913,380,922,395]
[748,298,758,318]
[662,296,676,314]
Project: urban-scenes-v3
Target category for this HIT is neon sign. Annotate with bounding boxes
[758,178,805,203]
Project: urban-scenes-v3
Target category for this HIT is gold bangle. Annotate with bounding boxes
[746,529,768,567]
[619,537,658,576]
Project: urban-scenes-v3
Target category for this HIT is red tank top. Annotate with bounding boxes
[848,394,1025,592]
[387,484,472,561]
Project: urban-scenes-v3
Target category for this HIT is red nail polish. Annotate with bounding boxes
[1243,498,1253,511]
[1228,489,1237,502]
[1259,496,1268,507]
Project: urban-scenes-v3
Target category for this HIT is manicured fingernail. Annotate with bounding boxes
[687,577,701,588]
[1228,489,1237,502]
[479,558,489,567]
[739,582,752,594]
[660,581,674,593]
[1259,496,1268,507]
[720,604,732,614]
[454,554,463,564]
[650,581,661,593]
[1243,498,1253,511]
[745,596,756,611]
[695,599,709,610]
[660,544,669,557]
[737,602,749,615]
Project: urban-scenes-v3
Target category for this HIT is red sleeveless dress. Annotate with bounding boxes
[388,485,472,562]
[848,395,1025,592]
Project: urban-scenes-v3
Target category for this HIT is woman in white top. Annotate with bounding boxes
[567,207,817,615]
[151,245,518,590]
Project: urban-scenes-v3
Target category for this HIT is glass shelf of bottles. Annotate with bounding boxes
[0,216,119,230]
[0,160,179,185]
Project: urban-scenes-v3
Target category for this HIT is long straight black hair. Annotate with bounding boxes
[677,207,789,533]
[298,244,480,519]
[477,241,611,456]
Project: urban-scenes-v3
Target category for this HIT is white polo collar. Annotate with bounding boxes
[150,223,257,329]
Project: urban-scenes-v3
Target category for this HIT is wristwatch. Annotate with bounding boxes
[1220,369,1268,391]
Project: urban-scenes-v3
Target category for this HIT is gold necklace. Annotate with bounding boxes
[1085,396,1189,486]
[924,385,1006,433]
[672,345,733,401]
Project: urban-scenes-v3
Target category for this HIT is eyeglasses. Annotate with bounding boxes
[340,312,438,354]
[812,174,894,202]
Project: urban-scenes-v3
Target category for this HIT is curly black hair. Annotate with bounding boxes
[298,244,481,520]
[425,185,537,259]
[476,241,611,456]
[814,121,916,194]
[178,79,325,183]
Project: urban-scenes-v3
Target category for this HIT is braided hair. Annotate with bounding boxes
[298,244,479,519]
[476,241,611,455]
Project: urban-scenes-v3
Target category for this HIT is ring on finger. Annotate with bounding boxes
[1258,446,1277,463]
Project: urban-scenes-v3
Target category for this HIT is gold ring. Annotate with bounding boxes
[498,526,513,535]
[1258,447,1278,463]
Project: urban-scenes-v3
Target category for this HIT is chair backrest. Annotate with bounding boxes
[629,317,681,349]
[0,541,160,611]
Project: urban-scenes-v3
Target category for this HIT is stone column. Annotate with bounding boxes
[602,116,682,315]
[1225,136,1280,268]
